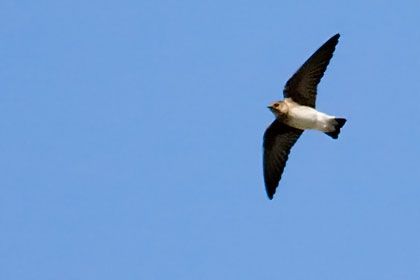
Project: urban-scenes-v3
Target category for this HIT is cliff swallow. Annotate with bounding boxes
[263,33,346,200]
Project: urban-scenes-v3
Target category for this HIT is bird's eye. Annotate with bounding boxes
[274,103,279,107]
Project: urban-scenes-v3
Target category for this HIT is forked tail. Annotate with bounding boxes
[325,118,347,139]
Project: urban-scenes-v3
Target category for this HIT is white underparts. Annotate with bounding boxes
[283,99,336,132]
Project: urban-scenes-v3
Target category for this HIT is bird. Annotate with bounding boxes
[263,33,346,200]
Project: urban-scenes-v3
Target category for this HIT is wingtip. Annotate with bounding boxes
[330,33,340,42]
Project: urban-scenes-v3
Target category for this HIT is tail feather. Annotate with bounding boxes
[325,118,346,139]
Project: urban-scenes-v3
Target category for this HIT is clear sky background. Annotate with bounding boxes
[1,0,420,279]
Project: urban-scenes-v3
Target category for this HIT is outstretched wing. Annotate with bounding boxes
[283,34,340,108]
[263,120,303,199]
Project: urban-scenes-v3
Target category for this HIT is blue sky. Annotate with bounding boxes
[1,0,420,279]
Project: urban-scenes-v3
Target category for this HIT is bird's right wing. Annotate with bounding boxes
[263,120,303,199]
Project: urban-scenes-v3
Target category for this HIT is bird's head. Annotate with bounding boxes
[267,101,288,117]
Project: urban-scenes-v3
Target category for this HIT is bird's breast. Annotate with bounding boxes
[283,106,321,130]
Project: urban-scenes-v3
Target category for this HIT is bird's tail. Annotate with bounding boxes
[325,118,347,139]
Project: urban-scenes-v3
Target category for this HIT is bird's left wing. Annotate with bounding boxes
[263,120,303,199]
[283,34,340,108]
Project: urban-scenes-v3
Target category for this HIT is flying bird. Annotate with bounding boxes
[263,33,346,200]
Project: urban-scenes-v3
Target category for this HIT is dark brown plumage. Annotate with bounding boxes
[263,120,302,199]
[283,34,340,108]
[263,34,340,200]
